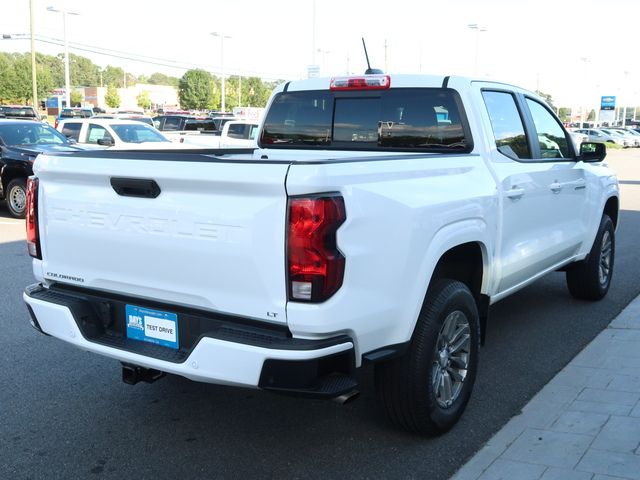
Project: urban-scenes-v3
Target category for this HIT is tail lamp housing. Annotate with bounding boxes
[287,195,346,302]
[26,177,41,259]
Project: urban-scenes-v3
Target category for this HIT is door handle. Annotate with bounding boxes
[549,182,562,194]
[505,187,525,200]
[574,179,587,190]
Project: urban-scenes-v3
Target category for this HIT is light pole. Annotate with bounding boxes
[47,4,79,108]
[622,71,630,127]
[579,57,590,126]
[317,48,330,75]
[467,24,487,76]
[211,32,231,112]
[29,0,37,109]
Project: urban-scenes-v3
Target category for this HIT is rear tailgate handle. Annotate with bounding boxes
[110,178,161,198]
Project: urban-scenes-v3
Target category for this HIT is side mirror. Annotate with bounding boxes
[97,137,114,146]
[579,142,606,162]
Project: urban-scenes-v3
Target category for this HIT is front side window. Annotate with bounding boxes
[526,99,571,159]
[482,91,531,160]
[260,88,470,152]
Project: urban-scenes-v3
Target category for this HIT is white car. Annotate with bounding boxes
[56,118,185,150]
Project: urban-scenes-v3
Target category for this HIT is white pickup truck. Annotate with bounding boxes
[23,74,619,435]
[179,120,259,149]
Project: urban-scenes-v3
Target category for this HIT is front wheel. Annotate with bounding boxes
[375,279,480,435]
[5,178,27,219]
[566,214,615,300]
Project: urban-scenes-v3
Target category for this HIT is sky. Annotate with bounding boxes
[0,0,638,109]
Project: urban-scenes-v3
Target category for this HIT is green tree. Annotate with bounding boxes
[104,84,120,108]
[36,52,64,88]
[102,65,125,88]
[179,69,213,109]
[136,90,152,110]
[558,107,571,122]
[70,90,84,107]
[535,90,556,111]
[148,72,179,87]
[587,109,595,121]
[68,53,100,86]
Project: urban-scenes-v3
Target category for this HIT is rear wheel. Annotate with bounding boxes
[375,279,480,435]
[6,178,27,219]
[566,214,615,300]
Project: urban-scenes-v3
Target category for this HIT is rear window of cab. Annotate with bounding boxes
[260,88,472,153]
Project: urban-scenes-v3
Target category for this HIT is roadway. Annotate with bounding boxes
[1,149,639,479]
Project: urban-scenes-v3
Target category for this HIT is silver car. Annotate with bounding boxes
[575,128,626,147]
[600,129,634,147]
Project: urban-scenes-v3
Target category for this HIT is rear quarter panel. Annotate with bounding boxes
[285,154,497,360]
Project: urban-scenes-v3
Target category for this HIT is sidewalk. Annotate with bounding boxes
[453,294,640,480]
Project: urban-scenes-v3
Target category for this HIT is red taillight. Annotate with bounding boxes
[54,119,59,129]
[330,75,391,91]
[26,177,41,259]
[287,195,346,302]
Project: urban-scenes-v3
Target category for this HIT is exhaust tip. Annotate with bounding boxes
[333,389,360,405]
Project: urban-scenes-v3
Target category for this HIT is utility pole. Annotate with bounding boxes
[384,39,388,72]
[29,0,38,109]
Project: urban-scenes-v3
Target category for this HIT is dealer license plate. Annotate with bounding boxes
[125,305,179,350]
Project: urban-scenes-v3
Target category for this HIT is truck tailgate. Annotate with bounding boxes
[34,152,290,325]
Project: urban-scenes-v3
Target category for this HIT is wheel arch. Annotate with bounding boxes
[603,195,619,229]
[429,241,490,344]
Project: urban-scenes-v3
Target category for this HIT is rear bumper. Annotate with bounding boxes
[24,284,356,397]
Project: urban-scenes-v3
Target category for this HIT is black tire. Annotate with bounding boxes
[375,279,480,435]
[566,214,615,300]
[5,178,27,219]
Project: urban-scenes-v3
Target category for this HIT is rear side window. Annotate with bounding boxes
[227,123,247,139]
[184,120,216,132]
[525,99,571,159]
[61,122,81,141]
[482,91,531,160]
[162,117,182,131]
[260,88,471,152]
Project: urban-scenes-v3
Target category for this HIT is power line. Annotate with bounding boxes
[2,33,296,81]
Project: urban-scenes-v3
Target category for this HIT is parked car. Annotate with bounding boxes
[600,128,634,148]
[607,128,640,147]
[57,118,178,149]
[54,107,94,129]
[575,128,626,147]
[568,130,589,151]
[25,74,618,435]
[179,120,259,148]
[0,119,83,217]
[93,113,155,127]
[0,105,41,121]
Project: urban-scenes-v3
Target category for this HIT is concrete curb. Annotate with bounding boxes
[452,294,640,480]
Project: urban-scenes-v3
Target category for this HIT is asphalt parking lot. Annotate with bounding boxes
[1,149,639,480]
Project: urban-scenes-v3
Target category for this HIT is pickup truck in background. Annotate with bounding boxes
[57,118,179,150]
[153,114,237,144]
[179,120,259,148]
[23,74,619,435]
